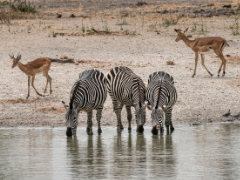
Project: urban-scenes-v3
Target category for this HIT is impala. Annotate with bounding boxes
[10,54,53,99]
[175,28,229,77]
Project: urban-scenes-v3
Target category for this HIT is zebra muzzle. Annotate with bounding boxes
[137,125,144,133]
[66,127,72,137]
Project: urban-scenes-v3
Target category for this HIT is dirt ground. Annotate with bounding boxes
[0,0,240,128]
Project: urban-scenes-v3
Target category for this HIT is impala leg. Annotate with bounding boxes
[43,73,49,94]
[219,53,227,77]
[192,52,199,78]
[86,111,93,135]
[26,76,31,99]
[48,75,52,94]
[214,50,224,77]
[200,54,213,77]
[126,106,132,132]
[96,108,103,134]
[31,75,43,97]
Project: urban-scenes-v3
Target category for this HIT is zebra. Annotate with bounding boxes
[105,66,146,133]
[146,71,177,135]
[63,69,107,137]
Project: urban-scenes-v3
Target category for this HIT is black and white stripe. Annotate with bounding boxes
[65,69,107,137]
[146,71,177,135]
[105,66,146,133]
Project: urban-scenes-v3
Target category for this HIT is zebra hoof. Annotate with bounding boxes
[137,126,144,134]
[66,127,72,137]
[160,127,164,134]
[117,127,123,133]
[151,126,158,135]
[170,126,175,133]
[128,127,132,132]
[98,128,102,135]
[86,128,93,135]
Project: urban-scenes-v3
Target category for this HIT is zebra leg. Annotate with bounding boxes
[116,106,124,132]
[160,124,164,135]
[126,106,132,132]
[96,108,103,135]
[165,108,173,135]
[26,76,31,99]
[113,99,124,132]
[86,111,93,135]
[151,126,158,135]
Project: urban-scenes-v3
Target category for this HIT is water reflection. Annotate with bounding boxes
[1,124,240,179]
[150,135,176,178]
[112,133,134,178]
[66,135,107,179]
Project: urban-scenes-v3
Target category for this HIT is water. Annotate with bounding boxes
[0,123,240,180]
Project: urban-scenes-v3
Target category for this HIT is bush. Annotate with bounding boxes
[162,17,178,27]
[10,0,36,13]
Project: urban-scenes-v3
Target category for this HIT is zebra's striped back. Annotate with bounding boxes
[65,69,107,136]
[148,71,174,84]
[146,71,177,134]
[106,66,146,130]
[69,69,106,110]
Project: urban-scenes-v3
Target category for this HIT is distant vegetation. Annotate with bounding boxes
[162,17,179,27]
[9,0,37,13]
[229,16,240,36]
[0,0,36,23]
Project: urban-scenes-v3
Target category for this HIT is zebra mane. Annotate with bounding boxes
[69,81,80,109]
[136,77,145,108]
[111,66,133,75]
[148,71,174,84]
[79,69,103,80]
[155,81,162,109]
[137,81,142,108]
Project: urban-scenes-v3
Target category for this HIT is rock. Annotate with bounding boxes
[69,14,76,18]
[222,4,232,9]
[56,13,62,18]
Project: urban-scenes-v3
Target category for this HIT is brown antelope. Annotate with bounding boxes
[174,28,229,77]
[10,54,53,99]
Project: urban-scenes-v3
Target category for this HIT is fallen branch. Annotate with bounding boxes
[49,58,75,64]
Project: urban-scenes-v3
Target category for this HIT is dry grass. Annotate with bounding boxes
[166,60,175,66]
[75,59,151,69]
[0,98,40,104]
[37,106,65,114]
[52,28,138,37]
[226,55,240,64]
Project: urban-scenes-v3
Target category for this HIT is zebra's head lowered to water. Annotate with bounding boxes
[65,108,78,137]
[151,108,165,134]
[62,101,78,137]
[134,101,147,133]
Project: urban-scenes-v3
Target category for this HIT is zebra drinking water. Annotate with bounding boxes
[63,69,107,137]
[105,66,146,133]
[146,71,177,135]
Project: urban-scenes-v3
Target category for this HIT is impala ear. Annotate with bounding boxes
[62,101,69,109]
[9,53,15,59]
[184,27,189,33]
[174,28,181,33]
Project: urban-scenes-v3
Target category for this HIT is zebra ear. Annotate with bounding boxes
[62,101,69,109]
[145,101,152,110]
